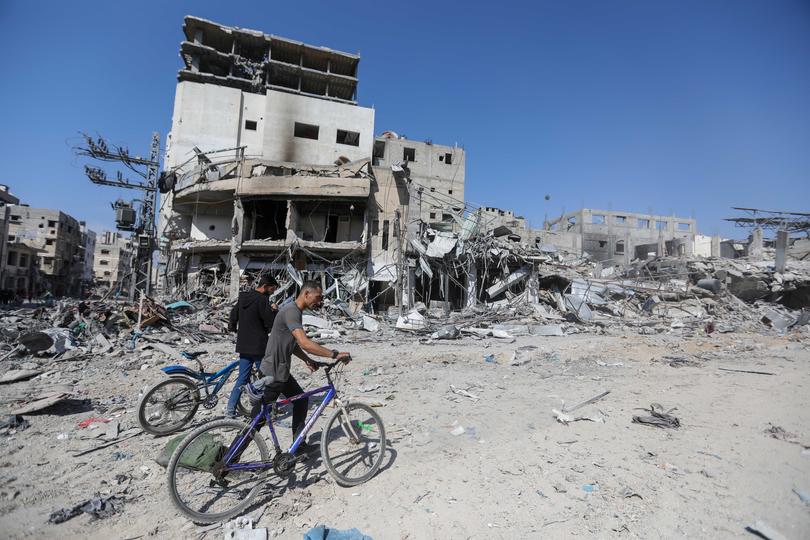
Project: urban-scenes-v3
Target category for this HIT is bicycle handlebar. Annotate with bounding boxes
[313,356,352,372]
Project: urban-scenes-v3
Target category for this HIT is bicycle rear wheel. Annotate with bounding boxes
[321,402,386,487]
[167,419,270,523]
[137,377,200,435]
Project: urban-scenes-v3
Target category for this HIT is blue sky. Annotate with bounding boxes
[1,0,808,238]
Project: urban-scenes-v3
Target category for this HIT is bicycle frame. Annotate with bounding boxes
[161,360,239,397]
[223,383,337,472]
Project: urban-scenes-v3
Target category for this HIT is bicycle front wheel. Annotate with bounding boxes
[137,377,200,435]
[167,419,270,523]
[321,402,387,487]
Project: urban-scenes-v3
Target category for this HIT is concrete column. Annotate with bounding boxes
[775,230,788,273]
[749,227,764,259]
[711,235,721,257]
[228,198,245,301]
[466,258,477,308]
[443,271,450,316]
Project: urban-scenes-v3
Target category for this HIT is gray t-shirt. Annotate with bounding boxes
[260,302,304,382]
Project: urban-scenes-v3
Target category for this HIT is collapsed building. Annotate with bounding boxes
[157,16,809,323]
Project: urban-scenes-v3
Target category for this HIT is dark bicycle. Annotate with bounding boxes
[137,351,254,435]
[166,358,386,523]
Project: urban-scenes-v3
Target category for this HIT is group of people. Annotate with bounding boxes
[227,276,350,454]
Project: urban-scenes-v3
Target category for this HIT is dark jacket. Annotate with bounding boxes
[228,290,276,356]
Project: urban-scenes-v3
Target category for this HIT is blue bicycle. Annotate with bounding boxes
[137,351,254,435]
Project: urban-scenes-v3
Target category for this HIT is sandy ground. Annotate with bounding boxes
[1,329,809,539]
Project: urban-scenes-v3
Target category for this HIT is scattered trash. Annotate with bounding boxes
[792,488,810,505]
[633,404,680,429]
[618,486,642,499]
[582,483,599,493]
[0,415,30,432]
[431,324,460,340]
[745,520,789,540]
[484,354,496,363]
[450,424,466,436]
[48,492,125,524]
[224,516,268,540]
[718,367,776,376]
[449,385,479,402]
[78,417,110,428]
[304,525,373,540]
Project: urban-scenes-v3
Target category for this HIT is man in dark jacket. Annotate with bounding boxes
[225,275,278,417]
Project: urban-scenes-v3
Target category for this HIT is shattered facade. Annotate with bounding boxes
[159,16,470,307]
[79,223,96,295]
[7,206,83,297]
[0,185,21,294]
[93,231,132,293]
[544,208,697,264]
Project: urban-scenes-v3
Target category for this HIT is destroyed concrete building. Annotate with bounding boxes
[158,16,470,307]
[544,208,697,264]
[79,223,96,295]
[93,231,132,292]
[7,206,83,296]
[4,242,38,298]
[0,185,21,294]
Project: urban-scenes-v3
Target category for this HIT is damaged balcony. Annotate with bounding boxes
[172,158,372,205]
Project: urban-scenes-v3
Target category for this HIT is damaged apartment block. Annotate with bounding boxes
[159,16,468,308]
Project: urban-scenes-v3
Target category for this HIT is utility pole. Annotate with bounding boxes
[75,132,161,301]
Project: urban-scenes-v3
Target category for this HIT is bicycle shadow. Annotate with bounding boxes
[236,431,398,519]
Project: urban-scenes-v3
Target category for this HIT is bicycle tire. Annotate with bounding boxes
[137,377,200,435]
[321,402,387,487]
[166,418,270,523]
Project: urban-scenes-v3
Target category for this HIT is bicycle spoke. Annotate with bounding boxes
[171,422,268,519]
[323,406,384,483]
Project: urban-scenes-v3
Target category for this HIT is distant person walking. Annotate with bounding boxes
[226,275,278,417]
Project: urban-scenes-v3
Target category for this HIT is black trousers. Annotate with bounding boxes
[250,374,308,439]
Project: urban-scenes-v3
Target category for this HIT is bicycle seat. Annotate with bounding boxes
[181,351,207,360]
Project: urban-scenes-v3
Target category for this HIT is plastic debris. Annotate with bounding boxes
[632,403,680,429]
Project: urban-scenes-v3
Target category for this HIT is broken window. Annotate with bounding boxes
[244,120,258,131]
[46,239,54,246]
[104,271,111,277]
[599,240,607,248]
[637,219,650,229]
[18,254,27,267]
[592,215,606,224]
[373,141,386,163]
[336,129,360,146]
[444,153,453,164]
[100,249,110,255]
[10,215,20,222]
[429,212,436,220]
[403,147,416,162]
[294,201,364,243]
[99,260,109,266]
[244,200,288,241]
[6,252,16,266]
[616,240,625,254]
[656,220,667,230]
[294,122,319,140]
[448,190,453,195]
[382,220,390,250]
[372,220,379,236]
[615,215,626,224]
[678,222,690,231]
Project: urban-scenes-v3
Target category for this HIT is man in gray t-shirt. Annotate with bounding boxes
[253,280,350,454]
